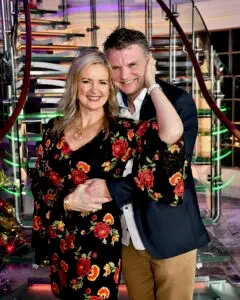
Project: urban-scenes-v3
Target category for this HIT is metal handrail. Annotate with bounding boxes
[0,0,32,141]
[156,0,240,141]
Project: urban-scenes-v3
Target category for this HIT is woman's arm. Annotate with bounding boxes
[145,55,184,144]
[31,124,67,265]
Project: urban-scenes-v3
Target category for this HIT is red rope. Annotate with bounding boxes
[0,0,32,141]
[156,0,240,141]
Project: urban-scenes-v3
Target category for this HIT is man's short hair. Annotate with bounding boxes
[103,27,150,55]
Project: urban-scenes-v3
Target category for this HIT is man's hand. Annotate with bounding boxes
[85,179,112,199]
[145,53,157,88]
[68,181,111,212]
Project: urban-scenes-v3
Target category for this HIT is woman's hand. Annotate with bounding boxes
[67,181,111,212]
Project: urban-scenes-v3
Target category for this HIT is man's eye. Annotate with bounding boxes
[112,67,119,71]
[129,63,136,68]
[82,80,90,83]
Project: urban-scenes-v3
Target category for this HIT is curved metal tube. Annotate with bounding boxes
[0,0,32,141]
[156,0,240,141]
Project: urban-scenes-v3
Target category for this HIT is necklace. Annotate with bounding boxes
[69,118,104,140]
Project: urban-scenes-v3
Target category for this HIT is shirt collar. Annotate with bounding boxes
[117,88,147,108]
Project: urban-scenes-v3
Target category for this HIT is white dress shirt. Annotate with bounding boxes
[117,89,147,250]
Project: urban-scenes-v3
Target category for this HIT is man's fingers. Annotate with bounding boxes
[84,178,99,185]
[92,196,111,204]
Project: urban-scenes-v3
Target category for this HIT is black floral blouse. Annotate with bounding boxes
[31,117,184,299]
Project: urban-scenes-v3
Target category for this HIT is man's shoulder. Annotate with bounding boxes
[157,79,194,106]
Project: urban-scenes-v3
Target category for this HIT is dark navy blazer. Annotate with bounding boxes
[107,79,210,259]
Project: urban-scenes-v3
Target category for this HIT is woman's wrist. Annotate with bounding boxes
[147,83,162,95]
[64,194,71,211]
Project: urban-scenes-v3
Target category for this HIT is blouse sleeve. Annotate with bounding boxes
[31,121,67,265]
[132,119,186,207]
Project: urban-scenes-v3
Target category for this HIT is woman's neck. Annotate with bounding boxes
[78,110,104,128]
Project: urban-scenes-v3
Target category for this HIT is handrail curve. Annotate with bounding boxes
[156,0,240,141]
[0,0,32,141]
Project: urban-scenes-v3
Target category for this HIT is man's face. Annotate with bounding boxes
[107,44,148,101]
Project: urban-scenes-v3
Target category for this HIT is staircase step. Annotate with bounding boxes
[19,18,70,27]
[152,37,183,46]
[17,54,76,63]
[17,45,81,52]
[19,7,58,15]
[19,31,85,38]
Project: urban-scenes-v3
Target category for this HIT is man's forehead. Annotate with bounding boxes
[107,45,146,65]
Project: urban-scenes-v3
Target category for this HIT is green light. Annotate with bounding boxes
[212,127,228,135]
[0,112,63,119]
[17,112,63,120]
[1,186,21,196]
[212,175,235,191]
[3,158,26,168]
[212,149,232,161]
[5,134,42,142]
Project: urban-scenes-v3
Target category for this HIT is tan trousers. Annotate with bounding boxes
[122,243,197,300]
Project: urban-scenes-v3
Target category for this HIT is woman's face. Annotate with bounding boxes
[77,63,110,113]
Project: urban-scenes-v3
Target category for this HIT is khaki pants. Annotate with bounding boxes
[122,243,197,300]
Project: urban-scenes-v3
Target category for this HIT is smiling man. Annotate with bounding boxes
[101,28,210,300]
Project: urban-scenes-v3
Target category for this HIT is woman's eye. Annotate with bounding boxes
[100,81,108,85]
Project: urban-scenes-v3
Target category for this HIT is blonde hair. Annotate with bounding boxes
[54,48,117,135]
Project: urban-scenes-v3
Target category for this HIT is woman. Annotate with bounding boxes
[31,49,184,299]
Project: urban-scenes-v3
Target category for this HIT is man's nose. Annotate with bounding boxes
[120,67,129,80]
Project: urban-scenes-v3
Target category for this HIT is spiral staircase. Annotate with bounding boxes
[0,0,240,299]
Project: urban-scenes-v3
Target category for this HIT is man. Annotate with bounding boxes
[68,28,210,300]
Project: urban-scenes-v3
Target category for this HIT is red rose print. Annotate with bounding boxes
[65,234,75,249]
[114,267,120,284]
[121,147,132,162]
[61,142,72,155]
[49,171,62,187]
[47,226,57,239]
[169,172,182,186]
[58,269,66,286]
[135,169,154,190]
[174,179,184,197]
[92,215,97,221]
[32,216,43,231]
[85,288,92,295]
[127,129,134,141]
[123,121,131,128]
[36,144,43,156]
[152,121,159,130]
[88,265,100,281]
[97,287,110,299]
[94,222,110,239]
[51,282,59,295]
[76,161,90,173]
[112,139,128,159]
[56,138,64,149]
[76,258,91,277]
[90,296,101,300]
[136,121,149,136]
[60,260,69,272]
[71,170,87,185]
[60,239,67,253]
[44,193,55,203]
[52,253,59,264]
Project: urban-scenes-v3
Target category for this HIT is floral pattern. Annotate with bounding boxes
[31,117,184,299]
